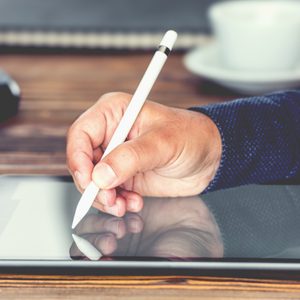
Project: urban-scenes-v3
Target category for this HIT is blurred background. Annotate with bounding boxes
[0,0,226,174]
[0,0,217,51]
[1,0,300,174]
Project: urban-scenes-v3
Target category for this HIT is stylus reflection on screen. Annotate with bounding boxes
[72,234,102,261]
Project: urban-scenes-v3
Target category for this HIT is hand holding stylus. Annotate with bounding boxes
[67,93,221,219]
[70,30,178,228]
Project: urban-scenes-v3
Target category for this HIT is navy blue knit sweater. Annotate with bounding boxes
[190,90,300,192]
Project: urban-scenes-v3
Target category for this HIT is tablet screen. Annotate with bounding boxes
[1,175,300,266]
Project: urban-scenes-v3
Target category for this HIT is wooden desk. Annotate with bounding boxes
[1,52,300,299]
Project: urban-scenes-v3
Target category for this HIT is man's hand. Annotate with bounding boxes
[67,92,221,217]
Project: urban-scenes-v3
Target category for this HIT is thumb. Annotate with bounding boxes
[92,131,169,189]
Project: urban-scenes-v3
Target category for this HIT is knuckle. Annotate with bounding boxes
[66,125,75,143]
[66,119,81,141]
[80,121,95,137]
[106,143,140,173]
[102,92,122,99]
[99,92,132,103]
[66,155,71,169]
[123,144,142,170]
[66,151,78,170]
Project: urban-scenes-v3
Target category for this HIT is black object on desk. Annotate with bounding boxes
[0,70,20,122]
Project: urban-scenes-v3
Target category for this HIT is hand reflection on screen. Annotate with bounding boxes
[70,196,224,260]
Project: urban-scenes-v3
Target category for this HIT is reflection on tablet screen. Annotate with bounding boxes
[71,185,300,261]
[1,175,300,263]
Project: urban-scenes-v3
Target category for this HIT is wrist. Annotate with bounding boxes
[206,114,222,186]
[190,110,222,192]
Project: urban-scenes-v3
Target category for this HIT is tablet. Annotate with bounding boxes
[1,175,300,276]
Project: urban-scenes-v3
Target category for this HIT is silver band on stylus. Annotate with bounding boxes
[158,45,171,56]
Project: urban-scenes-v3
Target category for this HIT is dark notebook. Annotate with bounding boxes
[0,0,221,50]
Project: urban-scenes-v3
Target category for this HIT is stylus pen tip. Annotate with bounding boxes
[71,217,79,229]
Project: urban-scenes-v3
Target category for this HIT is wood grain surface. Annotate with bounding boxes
[2,274,300,299]
[0,52,237,175]
[1,52,299,299]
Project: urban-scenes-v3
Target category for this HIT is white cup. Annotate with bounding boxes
[209,0,300,71]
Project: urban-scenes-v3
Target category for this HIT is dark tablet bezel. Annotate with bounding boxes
[2,259,300,277]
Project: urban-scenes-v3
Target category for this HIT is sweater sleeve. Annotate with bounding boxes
[190,90,300,192]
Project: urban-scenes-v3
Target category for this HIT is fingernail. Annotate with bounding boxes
[94,163,118,189]
[128,199,139,212]
[105,205,120,217]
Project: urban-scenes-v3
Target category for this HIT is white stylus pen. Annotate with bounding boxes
[72,30,178,229]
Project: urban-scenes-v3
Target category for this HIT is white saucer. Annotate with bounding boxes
[183,43,300,95]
